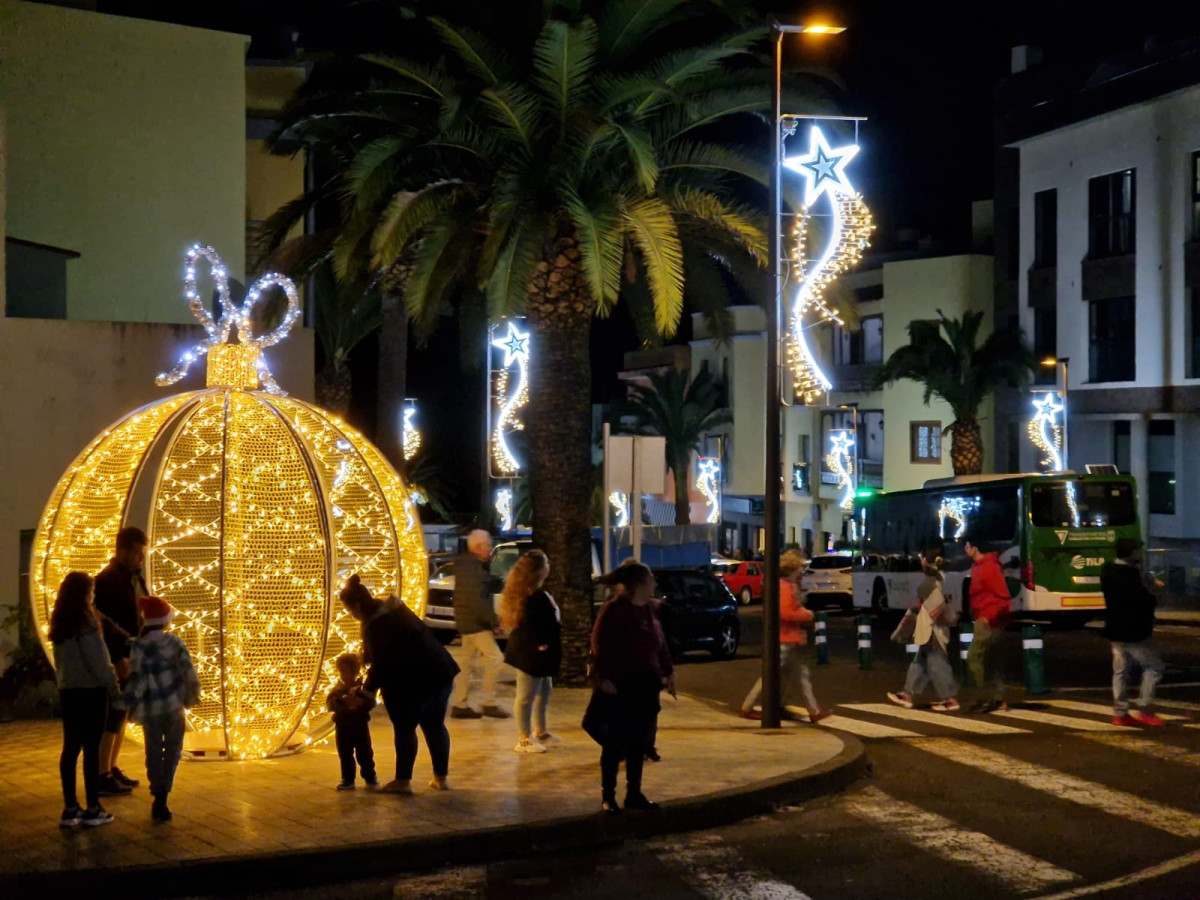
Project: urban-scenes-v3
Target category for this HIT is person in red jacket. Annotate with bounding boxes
[739,551,830,723]
[964,536,1012,713]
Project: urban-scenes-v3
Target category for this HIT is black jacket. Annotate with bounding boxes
[1101,560,1156,643]
[94,559,147,662]
[327,679,377,728]
[362,602,460,706]
[503,590,562,678]
[453,553,495,635]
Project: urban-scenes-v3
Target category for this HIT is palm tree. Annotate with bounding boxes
[615,367,732,525]
[267,1,832,680]
[875,309,1035,475]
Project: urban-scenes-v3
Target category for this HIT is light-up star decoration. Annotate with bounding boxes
[1028,392,1065,472]
[783,126,874,405]
[695,457,722,525]
[491,321,530,477]
[938,495,981,540]
[825,430,857,512]
[608,491,630,529]
[155,243,301,396]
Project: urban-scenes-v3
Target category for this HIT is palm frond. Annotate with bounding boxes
[360,55,447,98]
[479,84,541,154]
[429,17,510,86]
[621,197,685,336]
[532,19,598,128]
[486,213,548,319]
[612,123,659,193]
[369,181,473,271]
[659,140,768,187]
[598,0,690,66]
[564,187,624,312]
[404,218,472,341]
[664,185,767,265]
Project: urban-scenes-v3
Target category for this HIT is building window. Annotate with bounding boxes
[1033,189,1057,268]
[1192,151,1200,240]
[1088,168,1135,257]
[1113,421,1131,474]
[1192,287,1200,379]
[833,316,883,366]
[1148,420,1175,515]
[1089,296,1136,382]
[1033,308,1057,385]
[910,421,942,464]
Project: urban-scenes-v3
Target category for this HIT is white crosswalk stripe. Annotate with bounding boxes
[844,786,1079,893]
[839,703,1029,735]
[908,738,1200,838]
[1152,698,1200,713]
[1073,732,1200,766]
[988,708,1128,732]
[649,833,813,899]
[1037,699,1187,721]
[814,713,920,739]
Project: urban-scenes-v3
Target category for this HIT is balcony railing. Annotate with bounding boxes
[831,363,882,393]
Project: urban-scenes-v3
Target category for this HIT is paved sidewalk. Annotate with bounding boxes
[0,665,863,899]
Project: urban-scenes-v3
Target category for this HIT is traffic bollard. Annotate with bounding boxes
[814,611,829,665]
[857,613,873,670]
[958,621,975,688]
[1022,624,1046,695]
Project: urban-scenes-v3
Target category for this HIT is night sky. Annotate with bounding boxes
[94,0,1196,516]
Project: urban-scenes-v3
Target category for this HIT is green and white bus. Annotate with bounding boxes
[849,473,1141,625]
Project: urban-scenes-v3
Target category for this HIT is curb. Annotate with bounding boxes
[2,736,869,899]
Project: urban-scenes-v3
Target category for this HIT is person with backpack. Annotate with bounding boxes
[1102,538,1165,727]
[887,553,960,712]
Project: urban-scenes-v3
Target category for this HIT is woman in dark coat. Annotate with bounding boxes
[501,550,561,753]
[339,575,460,794]
[589,562,674,814]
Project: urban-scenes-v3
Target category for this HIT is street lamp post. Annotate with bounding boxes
[1041,356,1070,470]
[763,19,845,730]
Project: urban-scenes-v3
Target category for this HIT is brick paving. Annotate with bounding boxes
[0,660,845,881]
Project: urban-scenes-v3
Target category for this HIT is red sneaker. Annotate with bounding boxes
[1130,710,1165,727]
[1112,713,1139,727]
[739,708,762,720]
[808,708,833,724]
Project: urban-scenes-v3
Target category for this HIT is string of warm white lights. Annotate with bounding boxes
[938,495,981,541]
[1027,392,1079,525]
[32,244,426,760]
[695,458,722,525]
[783,127,874,405]
[402,405,421,461]
[608,491,630,529]
[825,430,857,512]
[491,321,529,476]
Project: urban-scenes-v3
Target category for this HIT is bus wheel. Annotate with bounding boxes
[871,579,889,616]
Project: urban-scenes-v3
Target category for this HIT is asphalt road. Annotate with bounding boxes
[206,607,1200,900]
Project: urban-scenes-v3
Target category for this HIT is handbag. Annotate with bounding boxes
[890,610,917,644]
[581,688,620,746]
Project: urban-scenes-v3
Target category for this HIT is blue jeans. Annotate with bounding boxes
[904,643,958,700]
[142,714,185,796]
[515,672,552,738]
[1112,640,1164,715]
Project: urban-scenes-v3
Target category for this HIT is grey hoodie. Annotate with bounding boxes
[53,622,119,698]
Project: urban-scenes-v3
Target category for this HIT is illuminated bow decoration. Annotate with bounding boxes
[155,243,302,395]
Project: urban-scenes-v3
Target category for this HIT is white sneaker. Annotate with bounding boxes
[534,732,563,746]
[514,737,547,754]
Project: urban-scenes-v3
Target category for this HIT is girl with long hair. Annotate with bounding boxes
[588,562,674,814]
[887,551,959,712]
[501,550,561,753]
[50,571,120,828]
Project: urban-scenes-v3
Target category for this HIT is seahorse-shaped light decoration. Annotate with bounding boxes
[825,430,857,512]
[938,495,981,541]
[155,243,301,395]
[1028,392,1079,525]
[783,127,874,405]
[696,457,722,525]
[608,491,630,529]
[491,321,529,476]
[402,405,421,461]
[495,487,514,533]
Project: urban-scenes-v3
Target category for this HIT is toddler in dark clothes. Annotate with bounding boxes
[327,653,378,790]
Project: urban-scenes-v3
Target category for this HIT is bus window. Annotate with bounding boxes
[941,486,1018,545]
[1030,480,1135,528]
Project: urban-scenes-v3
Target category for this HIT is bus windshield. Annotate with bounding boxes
[1029,480,1135,529]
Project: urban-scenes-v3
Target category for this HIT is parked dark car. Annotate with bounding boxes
[594,568,740,660]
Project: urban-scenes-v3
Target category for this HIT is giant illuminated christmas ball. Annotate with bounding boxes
[30,245,426,759]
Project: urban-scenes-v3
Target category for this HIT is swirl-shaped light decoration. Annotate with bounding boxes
[608,491,630,529]
[783,127,874,405]
[32,244,426,759]
[402,404,421,462]
[490,321,529,476]
[1028,392,1079,525]
[938,495,981,541]
[825,429,857,512]
[696,457,722,525]
[155,243,302,396]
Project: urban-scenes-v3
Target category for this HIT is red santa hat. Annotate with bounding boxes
[139,595,174,627]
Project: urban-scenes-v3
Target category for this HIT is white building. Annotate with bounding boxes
[998,44,1200,553]
[689,245,994,558]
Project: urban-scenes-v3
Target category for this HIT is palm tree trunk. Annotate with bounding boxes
[315,359,352,417]
[949,419,984,476]
[526,233,595,685]
[672,457,691,525]
[375,291,408,468]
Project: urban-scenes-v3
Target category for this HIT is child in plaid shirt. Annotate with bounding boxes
[124,595,200,822]
[328,652,377,790]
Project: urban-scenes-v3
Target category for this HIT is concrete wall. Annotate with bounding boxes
[0,1,247,323]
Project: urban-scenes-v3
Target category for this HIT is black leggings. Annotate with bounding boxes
[59,687,108,809]
[385,684,452,781]
[600,689,658,799]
